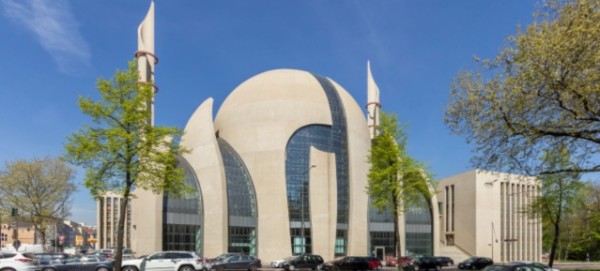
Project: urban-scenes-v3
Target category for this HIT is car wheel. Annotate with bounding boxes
[179,265,195,271]
[122,266,139,271]
[218,266,225,271]
[377,264,382,270]
[249,265,257,271]
[290,265,296,271]
[96,267,109,271]
[332,265,339,271]
[0,268,16,271]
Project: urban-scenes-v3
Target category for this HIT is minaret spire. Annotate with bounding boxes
[135,1,158,126]
[366,60,381,139]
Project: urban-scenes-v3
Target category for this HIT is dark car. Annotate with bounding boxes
[412,257,441,271]
[508,262,560,271]
[318,256,369,271]
[39,255,113,271]
[35,253,72,269]
[433,257,454,267]
[211,254,261,271]
[282,254,324,271]
[482,263,546,271]
[363,257,382,270]
[458,257,493,270]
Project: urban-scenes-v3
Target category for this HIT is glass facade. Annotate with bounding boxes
[285,74,350,256]
[368,201,395,258]
[218,138,258,255]
[163,158,203,255]
[404,194,433,257]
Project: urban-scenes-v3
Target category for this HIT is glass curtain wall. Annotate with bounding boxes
[285,74,350,256]
[218,138,258,256]
[163,158,203,255]
[404,194,433,257]
[368,200,395,259]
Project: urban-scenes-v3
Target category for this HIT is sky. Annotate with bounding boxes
[0,0,539,226]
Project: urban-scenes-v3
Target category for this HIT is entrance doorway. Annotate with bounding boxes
[374,246,385,260]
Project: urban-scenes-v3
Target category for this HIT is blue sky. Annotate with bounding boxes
[0,1,537,226]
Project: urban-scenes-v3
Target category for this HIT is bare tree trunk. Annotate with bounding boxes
[548,222,560,267]
[549,184,564,267]
[113,178,132,271]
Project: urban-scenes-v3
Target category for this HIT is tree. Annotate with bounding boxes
[367,111,433,271]
[445,0,600,176]
[528,145,583,266]
[64,60,188,271]
[0,156,76,250]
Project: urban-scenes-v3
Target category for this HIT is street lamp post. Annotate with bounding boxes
[301,165,316,254]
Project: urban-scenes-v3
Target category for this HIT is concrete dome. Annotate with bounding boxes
[214,69,336,147]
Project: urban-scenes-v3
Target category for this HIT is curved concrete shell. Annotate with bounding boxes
[213,69,370,261]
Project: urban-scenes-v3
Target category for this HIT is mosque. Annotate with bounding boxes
[97,3,542,264]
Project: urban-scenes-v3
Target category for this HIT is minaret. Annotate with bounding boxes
[366,60,381,139]
[135,1,158,126]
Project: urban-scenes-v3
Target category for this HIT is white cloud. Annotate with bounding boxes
[2,0,91,74]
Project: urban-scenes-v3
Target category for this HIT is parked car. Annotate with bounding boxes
[272,257,294,268]
[38,255,113,271]
[482,263,546,271]
[508,262,560,271]
[433,256,454,267]
[121,251,205,271]
[0,251,39,271]
[94,248,134,259]
[458,257,493,270]
[35,253,73,270]
[35,253,72,265]
[386,257,412,267]
[317,256,369,271]
[93,249,114,259]
[211,254,261,271]
[207,253,245,270]
[281,254,324,271]
[412,257,441,271]
[363,257,382,270]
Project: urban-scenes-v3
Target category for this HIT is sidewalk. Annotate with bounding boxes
[553,262,600,270]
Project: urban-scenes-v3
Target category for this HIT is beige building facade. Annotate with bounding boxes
[96,191,132,250]
[437,170,542,263]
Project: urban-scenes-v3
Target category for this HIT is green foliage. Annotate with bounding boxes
[64,60,189,198]
[0,156,76,248]
[367,111,433,213]
[445,0,600,175]
[529,145,583,265]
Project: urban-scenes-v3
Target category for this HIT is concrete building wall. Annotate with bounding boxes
[130,189,162,256]
[181,98,228,257]
[437,170,541,263]
[310,147,337,260]
[438,170,477,254]
[97,191,132,250]
[333,79,371,257]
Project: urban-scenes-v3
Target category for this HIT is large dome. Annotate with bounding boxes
[214,69,337,144]
[196,68,371,261]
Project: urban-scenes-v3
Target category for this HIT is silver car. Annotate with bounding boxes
[121,251,205,271]
[0,251,39,271]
